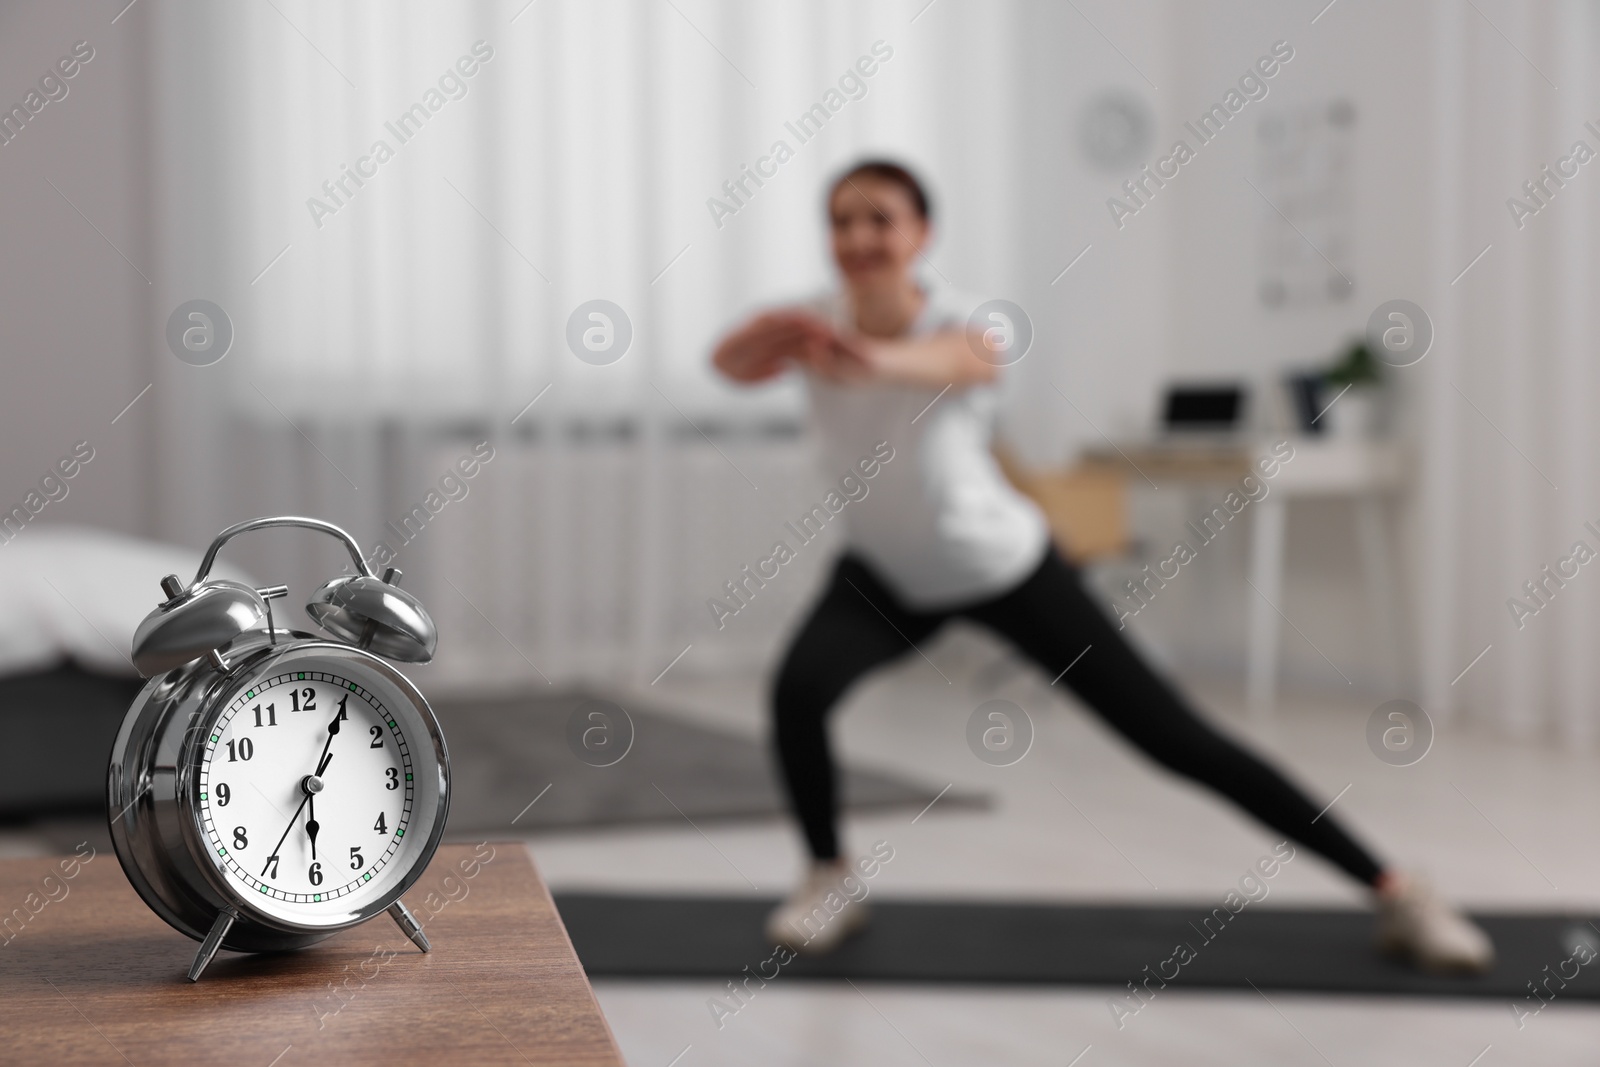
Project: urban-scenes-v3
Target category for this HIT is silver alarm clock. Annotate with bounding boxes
[107,516,451,981]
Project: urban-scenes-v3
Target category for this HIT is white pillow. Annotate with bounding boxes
[0,525,255,677]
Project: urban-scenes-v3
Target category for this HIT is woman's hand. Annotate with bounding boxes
[821,329,999,388]
[800,331,874,383]
[712,310,838,383]
[713,313,999,389]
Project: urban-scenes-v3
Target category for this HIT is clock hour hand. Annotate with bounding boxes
[312,702,342,777]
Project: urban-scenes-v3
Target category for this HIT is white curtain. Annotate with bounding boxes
[1416,0,1600,741]
[143,0,1050,690]
[138,0,1600,743]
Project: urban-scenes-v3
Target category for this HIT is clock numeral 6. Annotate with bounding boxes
[309,861,323,886]
[350,847,364,870]
[385,767,399,790]
[233,826,248,850]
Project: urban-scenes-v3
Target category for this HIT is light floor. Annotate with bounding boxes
[6,627,1598,1065]
[536,627,1600,1066]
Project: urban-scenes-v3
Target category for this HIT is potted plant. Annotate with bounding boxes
[1321,339,1384,438]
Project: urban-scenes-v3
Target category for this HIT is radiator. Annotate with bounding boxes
[393,420,837,694]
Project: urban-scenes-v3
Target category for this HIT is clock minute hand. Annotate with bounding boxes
[305,792,320,861]
[295,698,346,864]
[298,702,343,862]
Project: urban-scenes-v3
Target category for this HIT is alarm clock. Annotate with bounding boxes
[107,516,450,982]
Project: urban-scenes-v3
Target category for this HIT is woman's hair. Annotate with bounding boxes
[826,159,932,221]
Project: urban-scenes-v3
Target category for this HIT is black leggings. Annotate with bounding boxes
[770,549,1385,886]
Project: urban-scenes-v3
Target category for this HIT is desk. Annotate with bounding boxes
[0,842,625,1067]
[1085,438,1407,717]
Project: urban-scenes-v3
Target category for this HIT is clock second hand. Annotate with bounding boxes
[263,790,312,876]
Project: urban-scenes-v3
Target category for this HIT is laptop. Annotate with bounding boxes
[1159,383,1248,443]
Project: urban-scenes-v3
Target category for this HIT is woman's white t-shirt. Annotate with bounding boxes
[801,286,1050,609]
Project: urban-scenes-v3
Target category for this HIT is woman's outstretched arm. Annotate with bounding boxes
[714,314,999,389]
[712,310,837,383]
[832,329,999,387]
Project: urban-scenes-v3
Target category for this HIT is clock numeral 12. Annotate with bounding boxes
[289,687,317,713]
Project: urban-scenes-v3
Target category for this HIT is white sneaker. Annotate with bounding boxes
[765,860,871,955]
[1376,876,1495,974]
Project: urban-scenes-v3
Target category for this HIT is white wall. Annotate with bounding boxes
[0,3,153,539]
[9,0,1598,736]
[1084,0,1442,695]
[0,0,1444,696]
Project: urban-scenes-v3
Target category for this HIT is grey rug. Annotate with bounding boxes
[21,689,982,855]
[434,692,985,838]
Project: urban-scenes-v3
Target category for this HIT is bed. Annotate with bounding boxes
[0,527,252,817]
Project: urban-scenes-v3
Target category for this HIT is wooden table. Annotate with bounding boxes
[0,842,625,1066]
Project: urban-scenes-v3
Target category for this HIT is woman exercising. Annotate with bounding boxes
[711,160,1492,974]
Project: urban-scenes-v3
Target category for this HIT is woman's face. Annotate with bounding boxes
[828,177,929,286]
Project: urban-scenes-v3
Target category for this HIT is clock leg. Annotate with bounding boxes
[187,908,238,982]
[387,900,431,953]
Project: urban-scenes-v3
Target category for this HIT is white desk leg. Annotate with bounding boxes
[1356,494,1403,695]
[1247,496,1289,720]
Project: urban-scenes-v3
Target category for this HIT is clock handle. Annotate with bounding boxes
[189,516,375,589]
[387,900,431,953]
[187,907,238,982]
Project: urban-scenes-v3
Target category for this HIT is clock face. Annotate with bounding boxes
[195,669,416,918]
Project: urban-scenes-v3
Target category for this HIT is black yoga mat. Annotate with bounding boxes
[554,893,1600,1001]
